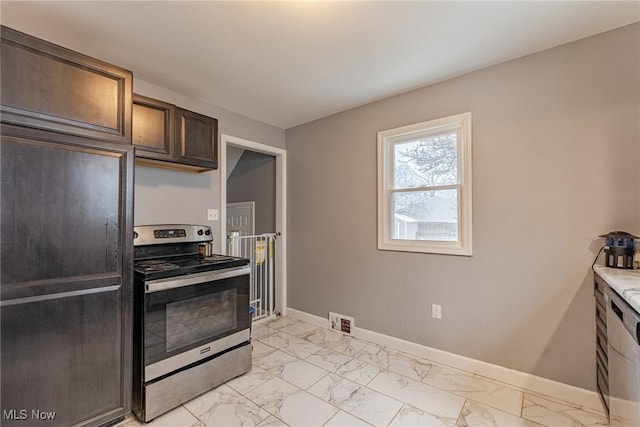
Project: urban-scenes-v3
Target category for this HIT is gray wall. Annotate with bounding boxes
[133,80,285,252]
[227,151,277,234]
[286,23,640,390]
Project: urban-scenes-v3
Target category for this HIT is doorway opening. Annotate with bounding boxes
[220,134,287,320]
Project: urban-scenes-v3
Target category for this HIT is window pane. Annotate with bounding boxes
[392,189,458,241]
[393,133,458,188]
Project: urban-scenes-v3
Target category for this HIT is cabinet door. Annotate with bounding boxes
[132,94,175,161]
[0,125,134,427]
[175,107,218,169]
[1,287,124,427]
[0,26,132,144]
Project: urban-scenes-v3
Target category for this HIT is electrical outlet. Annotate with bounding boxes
[207,208,218,221]
[432,304,442,320]
[329,312,354,335]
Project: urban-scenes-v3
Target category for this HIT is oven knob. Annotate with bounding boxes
[205,229,211,236]
[197,229,204,236]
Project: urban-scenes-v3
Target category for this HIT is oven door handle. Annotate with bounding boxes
[145,266,251,293]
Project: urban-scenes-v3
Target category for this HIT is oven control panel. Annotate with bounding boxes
[134,224,213,246]
[154,229,187,239]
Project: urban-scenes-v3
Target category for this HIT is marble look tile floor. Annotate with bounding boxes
[117,316,608,427]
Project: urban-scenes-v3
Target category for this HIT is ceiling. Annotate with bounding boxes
[1,1,638,129]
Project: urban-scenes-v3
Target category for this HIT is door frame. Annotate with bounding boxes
[220,134,287,316]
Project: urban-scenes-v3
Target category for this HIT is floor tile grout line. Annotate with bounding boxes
[523,389,609,417]
[257,325,367,377]
[131,320,599,423]
[462,394,545,425]
[322,408,376,427]
[233,376,307,427]
[260,319,469,424]
[310,372,405,427]
[331,368,444,422]
[180,403,203,425]
[304,347,358,376]
[225,369,274,397]
[383,403,404,427]
[257,327,407,420]
[126,315,509,426]
[270,318,560,423]
[424,384,524,418]
[454,398,468,427]
[186,384,274,427]
[385,404,404,427]
[284,317,602,415]
[258,317,606,426]
[247,379,343,427]
[320,410,341,427]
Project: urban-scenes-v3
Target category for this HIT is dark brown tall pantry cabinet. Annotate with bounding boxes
[0,26,134,427]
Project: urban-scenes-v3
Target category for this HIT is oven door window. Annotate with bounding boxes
[145,273,249,365]
[166,289,236,352]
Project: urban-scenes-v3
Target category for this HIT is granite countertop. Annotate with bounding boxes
[594,265,640,313]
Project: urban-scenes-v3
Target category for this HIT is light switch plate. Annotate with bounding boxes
[207,208,218,221]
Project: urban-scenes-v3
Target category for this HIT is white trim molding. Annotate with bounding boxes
[221,134,287,316]
[285,307,603,413]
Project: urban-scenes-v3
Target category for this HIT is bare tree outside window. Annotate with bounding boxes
[392,133,459,241]
[394,133,458,188]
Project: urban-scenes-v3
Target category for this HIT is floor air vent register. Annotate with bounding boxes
[329,312,354,335]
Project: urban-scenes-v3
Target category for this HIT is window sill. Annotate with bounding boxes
[377,240,472,256]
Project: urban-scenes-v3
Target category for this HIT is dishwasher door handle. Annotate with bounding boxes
[606,286,640,344]
[611,300,624,321]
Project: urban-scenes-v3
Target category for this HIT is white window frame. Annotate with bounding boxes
[377,112,472,256]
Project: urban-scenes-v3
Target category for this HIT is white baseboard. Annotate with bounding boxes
[285,307,603,413]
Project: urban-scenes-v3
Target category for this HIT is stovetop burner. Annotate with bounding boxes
[133,254,249,280]
[132,224,250,281]
[135,259,180,272]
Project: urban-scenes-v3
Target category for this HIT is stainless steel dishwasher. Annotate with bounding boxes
[605,286,640,427]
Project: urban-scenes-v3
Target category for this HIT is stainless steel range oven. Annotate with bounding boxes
[132,224,251,423]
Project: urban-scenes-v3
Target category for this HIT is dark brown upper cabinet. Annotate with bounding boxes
[175,107,218,170]
[0,25,132,144]
[132,95,218,172]
[132,94,175,161]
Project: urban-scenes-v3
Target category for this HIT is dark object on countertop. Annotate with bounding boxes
[599,231,638,269]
